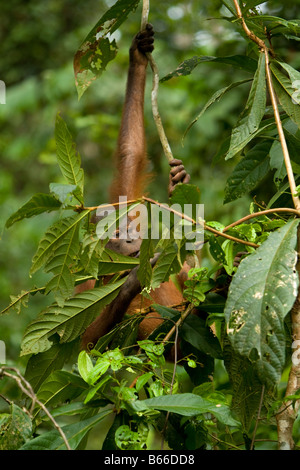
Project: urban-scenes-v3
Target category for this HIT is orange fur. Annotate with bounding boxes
[80,25,188,350]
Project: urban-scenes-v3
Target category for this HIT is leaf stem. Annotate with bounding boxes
[223,207,300,232]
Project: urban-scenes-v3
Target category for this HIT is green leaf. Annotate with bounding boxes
[271,65,300,128]
[115,423,149,450]
[285,127,300,166]
[161,55,257,82]
[20,278,126,355]
[137,238,154,289]
[225,220,299,385]
[2,290,30,316]
[223,342,265,429]
[49,183,80,204]
[80,237,105,278]
[5,193,61,228]
[226,53,266,160]
[184,79,252,140]
[20,410,112,450]
[78,350,94,384]
[55,113,84,200]
[180,316,223,359]
[131,393,239,427]
[73,0,140,98]
[249,15,300,35]
[270,140,287,187]
[30,211,89,275]
[243,0,267,10]
[25,339,75,391]
[151,243,181,290]
[277,61,300,84]
[0,404,32,450]
[224,140,271,203]
[170,183,201,207]
[98,248,140,276]
[44,222,80,306]
[36,371,87,409]
[209,235,227,264]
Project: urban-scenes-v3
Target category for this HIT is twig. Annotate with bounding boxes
[83,195,260,248]
[0,367,71,450]
[223,207,300,232]
[162,302,194,345]
[143,196,259,248]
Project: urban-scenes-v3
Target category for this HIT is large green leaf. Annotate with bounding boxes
[131,393,239,427]
[21,278,126,355]
[44,223,80,306]
[137,238,154,289]
[5,193,61,228]
[223,342,266,430]
[225,220,299,385]
[36,371,87,409]
[224,140,271,203]
[98,248,140,276]
[248,15,300,35]
[271,64,300,129]
[180,315,223,359]
[25,340,75,392]
[0,404,32,450]
[151,243,181,290]
[226,53,266,160]
[30,211,89,275]
[20,410,112,450]
[55,114,84,200]
[73,0,140,98]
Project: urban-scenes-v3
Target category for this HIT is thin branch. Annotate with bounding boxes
[223,207,300,232]
[0,367,71,450]
[83,196,260,248]
[148,56,174,162]
[232,0,265,49]
[162,302,194,345]
[143,196,259,248]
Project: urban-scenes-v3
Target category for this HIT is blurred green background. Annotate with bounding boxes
[1,0,299,363]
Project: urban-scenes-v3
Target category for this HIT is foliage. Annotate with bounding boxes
[1,0,300,451]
